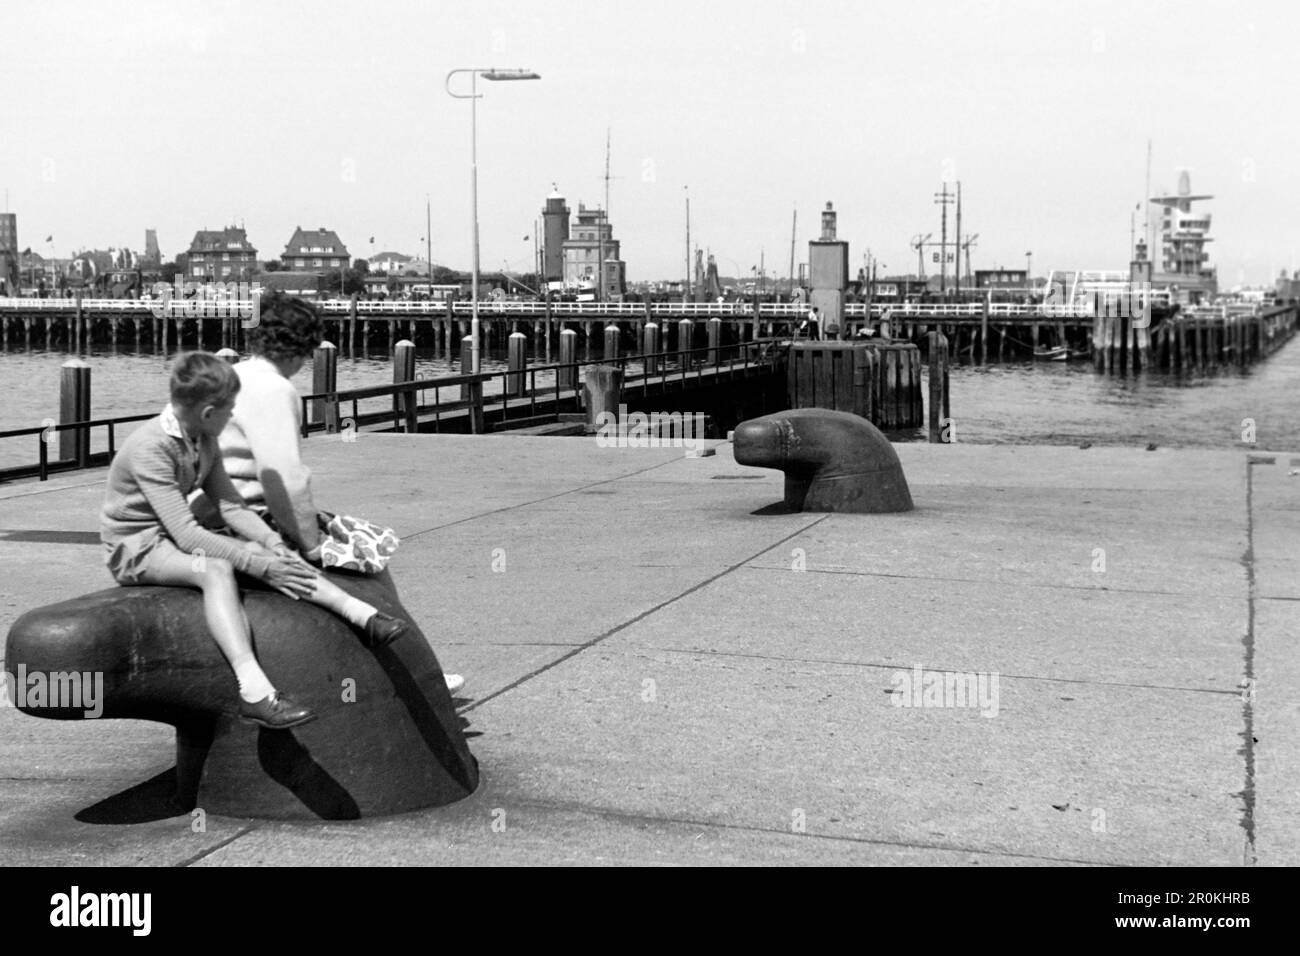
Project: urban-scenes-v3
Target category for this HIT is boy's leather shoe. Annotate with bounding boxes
[240,692,317,730]
[363,612,407,648]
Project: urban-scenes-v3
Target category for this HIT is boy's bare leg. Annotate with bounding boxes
[139,552,276,702]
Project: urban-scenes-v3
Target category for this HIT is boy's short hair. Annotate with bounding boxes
[246,292,324,362]
[170,351,241,409]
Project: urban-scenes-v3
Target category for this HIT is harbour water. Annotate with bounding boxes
[1,338,1297,472]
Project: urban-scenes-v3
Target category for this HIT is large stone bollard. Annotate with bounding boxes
[4,571,478,820]
[733,408,913,514]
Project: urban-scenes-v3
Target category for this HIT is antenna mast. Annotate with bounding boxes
[684,186,691,301]
[788,207,797,299]
[600,129,610,302]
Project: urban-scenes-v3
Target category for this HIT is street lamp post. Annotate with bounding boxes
[446,67,541,373]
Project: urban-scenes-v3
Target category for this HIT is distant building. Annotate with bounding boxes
[974,269,1028,289]
[186,226,258,281]
[1150,171,1217,301]
[371,251,415,275]
[541,186,570,282]
[1276,270,1300,302]
[142,229,162,271]
[281,226,350,273]
[0,213,17,295]
[561,203,625,299]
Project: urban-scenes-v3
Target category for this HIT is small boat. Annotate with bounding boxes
[1033,346,1070,360]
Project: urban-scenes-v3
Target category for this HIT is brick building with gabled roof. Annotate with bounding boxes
[281,227,350,273]
[186,226,258,281]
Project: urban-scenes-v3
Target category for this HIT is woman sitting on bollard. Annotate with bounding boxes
[217,293,465,695]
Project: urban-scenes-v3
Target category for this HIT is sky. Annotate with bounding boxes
[2,0,1296,288]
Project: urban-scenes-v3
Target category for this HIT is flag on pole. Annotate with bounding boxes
[44,235,52,242]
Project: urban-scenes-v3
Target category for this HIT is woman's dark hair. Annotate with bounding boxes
[246,292,324,361]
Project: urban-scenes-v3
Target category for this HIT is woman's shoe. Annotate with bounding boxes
[239,692,317,730]
[363,612,408,648]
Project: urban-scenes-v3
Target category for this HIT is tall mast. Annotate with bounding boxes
[788,207,797,299]
[955,181,962,294]
[1145,139,1153,269]
[599,129,609,301]
[934,184,954,295]
[684,186,691,301]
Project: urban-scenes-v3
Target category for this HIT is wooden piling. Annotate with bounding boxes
[979,298,989,364]
[558,328,578,392]
[311,341,338,430]
[59,359,91,466]
[677,319,693,371]
[603,324,619,362]
[460,336,474,400]
[507,331,527,397]
[583,365,624,431]
[73,290,83,353]
[643,322,660,375]
[393,339,417,432]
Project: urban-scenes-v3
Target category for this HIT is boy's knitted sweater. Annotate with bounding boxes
[100,405,282,577]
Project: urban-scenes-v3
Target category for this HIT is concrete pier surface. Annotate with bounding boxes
[1,434,1295,866]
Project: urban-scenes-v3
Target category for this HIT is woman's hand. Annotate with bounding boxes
[262,557,319,600]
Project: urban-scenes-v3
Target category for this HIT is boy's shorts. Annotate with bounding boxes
[104,527,188,586]
[104,490,245,586]
[104,526,251,586]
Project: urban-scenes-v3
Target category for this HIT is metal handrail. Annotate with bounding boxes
[0,411,155,482]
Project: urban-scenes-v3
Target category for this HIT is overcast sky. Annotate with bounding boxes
[3,0,1294,287]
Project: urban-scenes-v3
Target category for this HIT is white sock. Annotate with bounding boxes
[234,659,276,703]
[338,596,379,629]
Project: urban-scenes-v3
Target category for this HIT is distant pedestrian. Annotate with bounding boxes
[798,307,821,340]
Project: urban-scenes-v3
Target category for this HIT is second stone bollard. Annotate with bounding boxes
[558,329,578,392]
[643,322,660,375]
[604,324,620,362]
[507,331,527,397]
[584,365,624,433]
[215,347,240,364]
[708,317,721,366]
[677,319,693,372]
[59,359,91,466]
[393,339,416,433]
[311,341,337,430]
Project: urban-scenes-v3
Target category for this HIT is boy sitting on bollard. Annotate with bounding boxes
[100,351,408,730]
